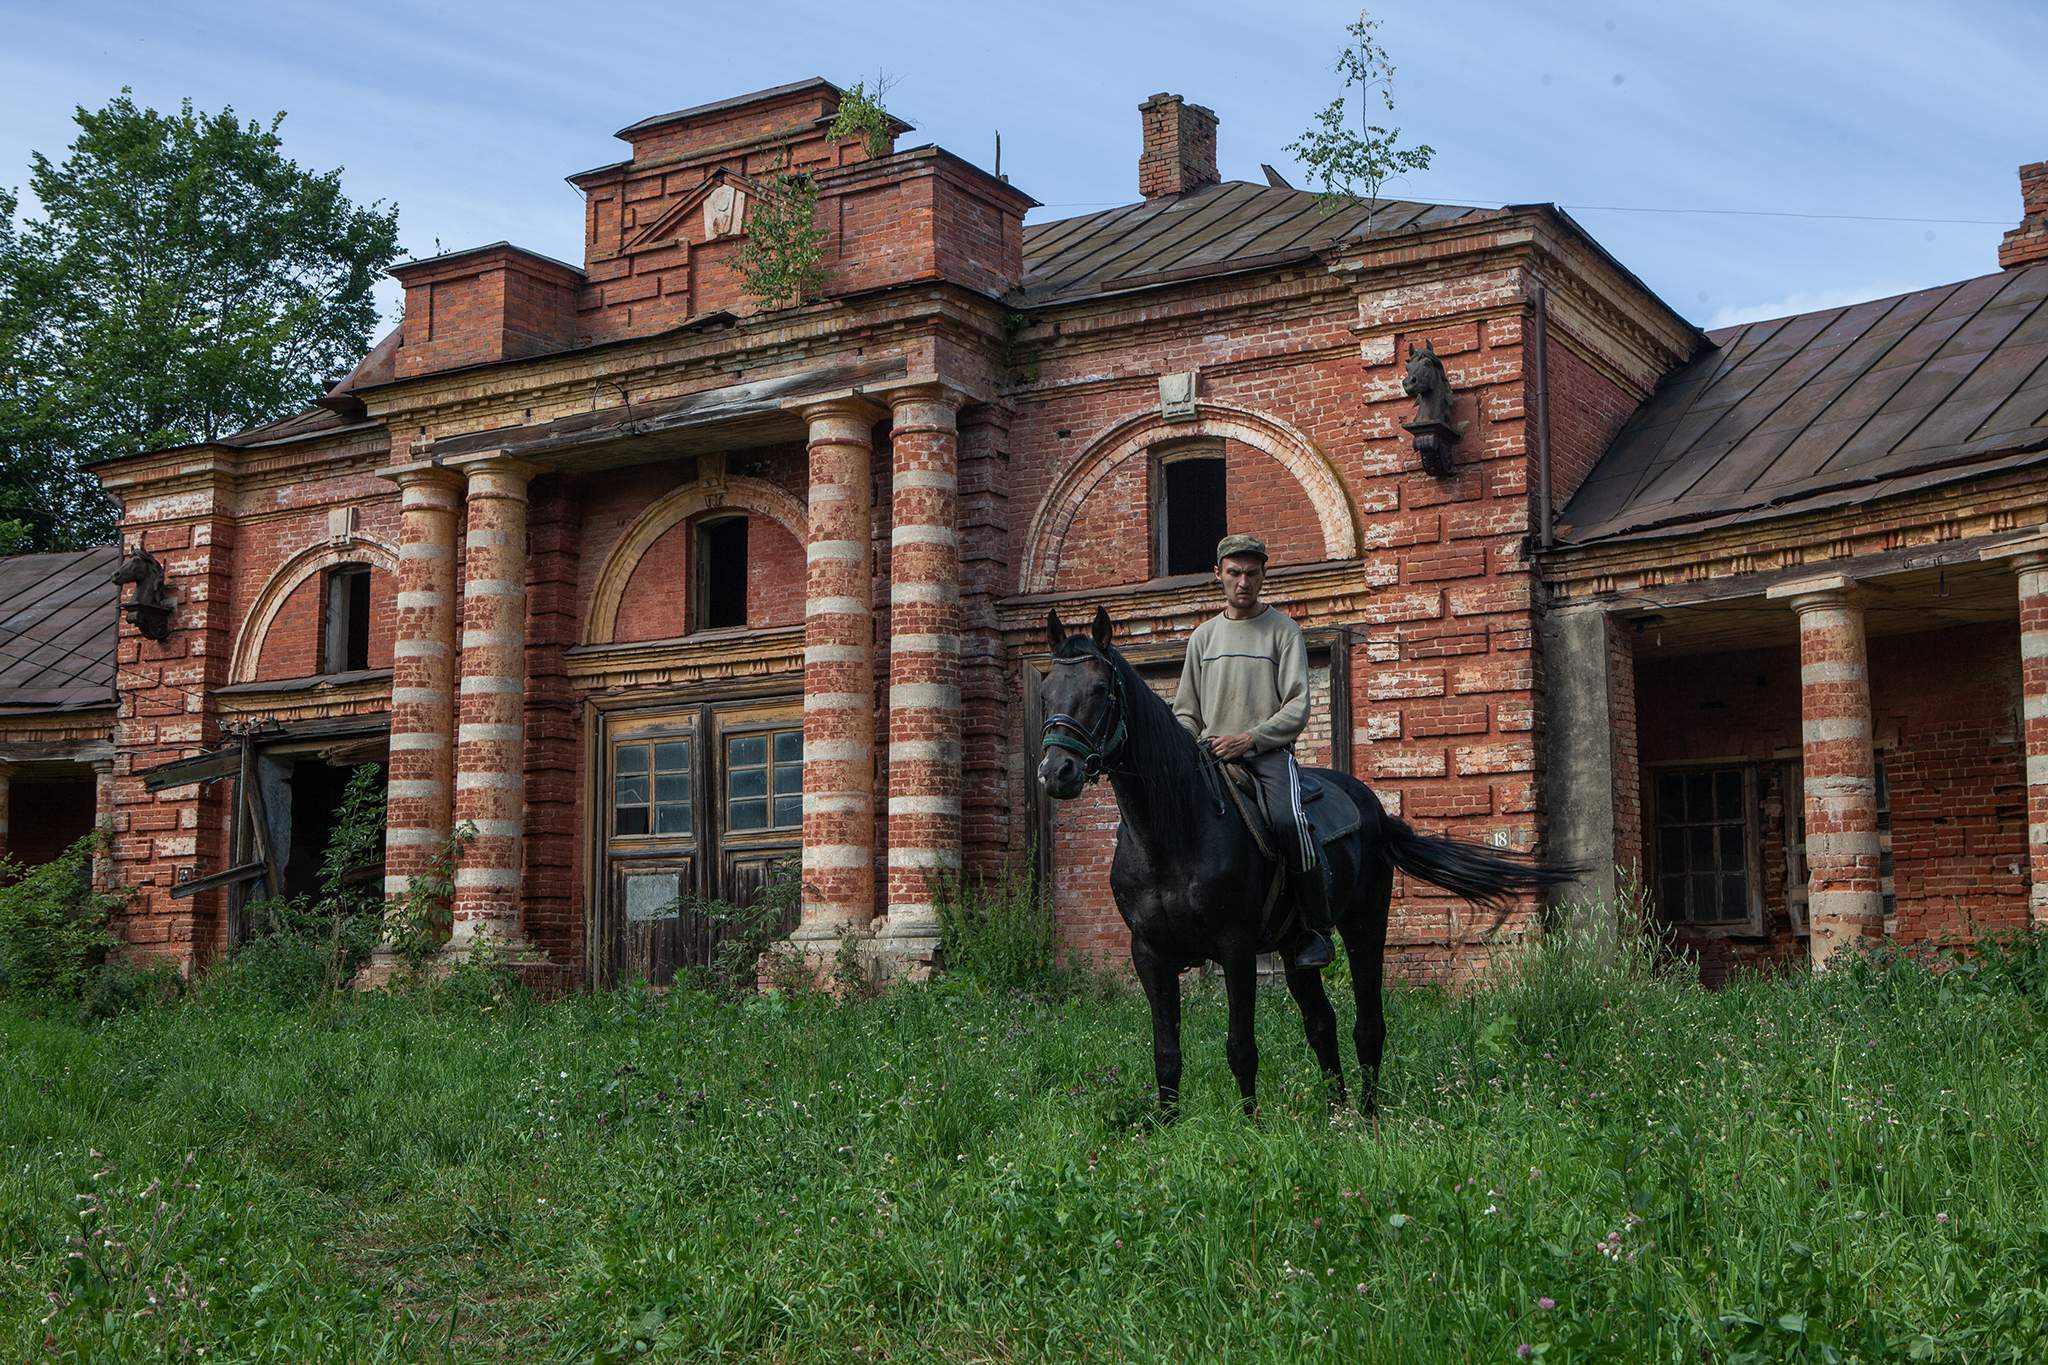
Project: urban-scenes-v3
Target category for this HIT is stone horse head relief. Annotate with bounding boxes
[1401,339,1462,478]
[111,544,174,642]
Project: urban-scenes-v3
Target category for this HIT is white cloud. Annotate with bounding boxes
[1704,283,1928,331]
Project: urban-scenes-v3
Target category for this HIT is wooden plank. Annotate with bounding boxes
[245,773,283,903]
[227,738,254,947]
[140,748,240,791]
[170,860,268,899]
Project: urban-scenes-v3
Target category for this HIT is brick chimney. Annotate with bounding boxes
[1138,94,1219,199]
[1999,160,2048,269]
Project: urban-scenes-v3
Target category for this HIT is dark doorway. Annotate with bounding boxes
[281,759,384,897]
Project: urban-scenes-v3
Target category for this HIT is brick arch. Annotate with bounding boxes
[1019,402,1359,593]
[586,475,809,644]
[229,538,400,683]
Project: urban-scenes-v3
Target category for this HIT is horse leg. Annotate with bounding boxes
[1221,950,1260,1120]
[1345,858,1394,1116]
[1283,964,1346,1108]
[1131,941,1182,1118]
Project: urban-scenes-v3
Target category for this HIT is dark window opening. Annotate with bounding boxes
[1654,765,1755,927]
[696,516,750,631]
[282,758,386,898]
[322,564,372,673]
[1156,451,1228,578]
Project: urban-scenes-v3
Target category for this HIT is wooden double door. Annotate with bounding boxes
[595,697,804,986]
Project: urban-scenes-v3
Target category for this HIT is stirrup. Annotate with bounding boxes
[1292,930,1334,971]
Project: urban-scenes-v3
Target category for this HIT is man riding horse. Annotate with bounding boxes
[1171,532,1334,971]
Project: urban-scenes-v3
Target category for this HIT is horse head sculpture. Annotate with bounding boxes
[111,544,174,642]
[1400,339,1461,477]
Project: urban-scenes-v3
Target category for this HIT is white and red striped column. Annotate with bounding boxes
[1983,538,2048,930]
[796,398,882,945]
[380,464,463,910]
[1770,574,1882,968]
[449,454,540,953]
[883,386,964,953]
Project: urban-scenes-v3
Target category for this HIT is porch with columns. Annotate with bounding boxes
[1548,531,2048,976]
[375,365,982,979]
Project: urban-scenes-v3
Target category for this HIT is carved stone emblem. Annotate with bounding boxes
[1159,370,1197,422]
[703,184,747,240]
[1400,340,1462,477]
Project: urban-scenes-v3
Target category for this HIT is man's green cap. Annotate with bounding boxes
[1216,533,1268,563]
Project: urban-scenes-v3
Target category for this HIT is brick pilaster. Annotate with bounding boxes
[796,398,883,942]
[957,401,1014,881]
[378,465,463,910]
[1770,575,1883,968]
[449,454,541,952]
[883,386,965,951]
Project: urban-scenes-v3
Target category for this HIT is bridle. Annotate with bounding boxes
[1040,651,1129,782]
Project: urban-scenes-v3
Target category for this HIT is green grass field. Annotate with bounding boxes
[5,938,2048,1362]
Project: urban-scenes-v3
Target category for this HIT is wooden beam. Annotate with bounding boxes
[170,860,267,899]
[139,748,239,791]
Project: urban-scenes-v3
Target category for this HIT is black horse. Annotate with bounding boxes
[1037,607,1574,1117]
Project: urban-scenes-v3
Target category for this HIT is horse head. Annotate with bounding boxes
[1037,605,1123,800]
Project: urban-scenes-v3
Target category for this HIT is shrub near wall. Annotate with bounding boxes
[0,834,124,1004]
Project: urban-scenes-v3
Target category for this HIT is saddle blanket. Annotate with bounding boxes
[1218,762,1361,864]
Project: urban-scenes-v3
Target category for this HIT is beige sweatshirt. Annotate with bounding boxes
[1171,606,1311,753]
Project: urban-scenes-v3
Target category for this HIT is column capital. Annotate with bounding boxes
[445,451,547,484]
[1980,531,2048,573]
[1766,572,1863,615]
[882,379,973,414]
[790,394,887,426]
[374,459,465,492]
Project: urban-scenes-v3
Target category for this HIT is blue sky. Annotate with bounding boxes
[2,0,2041,335]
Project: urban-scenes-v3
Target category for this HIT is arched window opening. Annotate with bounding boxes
[1153,443,1227,578]
[321,563,372,673]
[695,514,750,631]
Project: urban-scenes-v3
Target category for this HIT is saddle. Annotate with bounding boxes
[1213,760,1361,865]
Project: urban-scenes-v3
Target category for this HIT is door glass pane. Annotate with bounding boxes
[615,805,650,837]
[1684,773,1712,819]
[1658,773,1685,819]
[654,741,691,773]
[655,773,689,804]
[615,745,649,775]
[729,766,767,799]
[614,772,648,806]
[773,795,803,828]
[729,734,766,768]
[655,803,692,835]
[773,730,802,764]
[730,797,768,831]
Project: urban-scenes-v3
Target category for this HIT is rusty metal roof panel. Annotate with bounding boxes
[1017,181,1493,306]
[0,547,119,711]
[1558,261,2048,546]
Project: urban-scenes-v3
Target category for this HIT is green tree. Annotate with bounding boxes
[0,91,401,551]
[1287,11,1436,226]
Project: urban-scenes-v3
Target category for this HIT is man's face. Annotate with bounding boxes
[1215,554,1266,610]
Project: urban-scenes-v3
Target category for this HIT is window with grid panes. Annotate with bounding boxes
[612,739,692,837]
[726,728,802,831]
[1655,766,1753,926]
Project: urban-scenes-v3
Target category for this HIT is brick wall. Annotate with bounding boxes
[250,564,397,680]
[1544,338,1638,508]
[1636,622,2026,985]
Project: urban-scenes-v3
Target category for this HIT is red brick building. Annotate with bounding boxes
[2,80,2044,989]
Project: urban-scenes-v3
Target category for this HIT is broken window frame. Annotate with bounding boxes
[1647,761,1765,935]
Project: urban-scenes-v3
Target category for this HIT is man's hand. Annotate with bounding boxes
[1206,731,1256,762]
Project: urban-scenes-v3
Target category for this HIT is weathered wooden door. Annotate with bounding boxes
[597,697,803,986]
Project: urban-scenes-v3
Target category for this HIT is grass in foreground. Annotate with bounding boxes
[5,936,2048,1362]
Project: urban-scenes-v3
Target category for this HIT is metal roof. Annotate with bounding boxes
[1559,260,2048,546]
[0,547,119,712]
[1017,181,1494,306]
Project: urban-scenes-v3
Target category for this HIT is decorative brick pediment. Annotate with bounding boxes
[621,167,758,255]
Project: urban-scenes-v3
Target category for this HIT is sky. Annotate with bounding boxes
[1,0,2042,336]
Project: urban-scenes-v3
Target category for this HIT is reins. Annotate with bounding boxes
[1040,652,1130,781]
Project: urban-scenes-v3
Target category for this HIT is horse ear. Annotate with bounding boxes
[1090,605,1113,649]
[1045,609,1064,653]
[1406,342,1418,358]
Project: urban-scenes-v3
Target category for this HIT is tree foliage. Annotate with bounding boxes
[827,76,898,159]
[0,91,401,551]
[733,171,827,310]
[1287,11,1436,225]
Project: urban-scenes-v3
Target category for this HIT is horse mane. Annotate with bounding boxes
[1052,632,1208,841]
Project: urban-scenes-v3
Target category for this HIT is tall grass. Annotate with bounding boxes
[5,913,2048,1360]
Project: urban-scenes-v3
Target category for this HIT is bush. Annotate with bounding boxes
[0,831,124,1001]
[935,864,1060,993]
[689,859,802,1001]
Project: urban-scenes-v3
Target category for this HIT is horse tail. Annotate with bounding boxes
[1377,812,1579,911]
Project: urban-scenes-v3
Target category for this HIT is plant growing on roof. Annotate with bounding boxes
[1286,10,1436,228]
[733,165,828,310]
[827,75,899,159]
